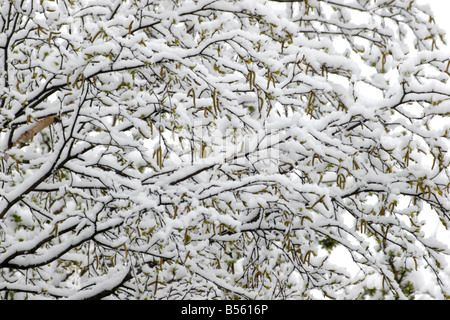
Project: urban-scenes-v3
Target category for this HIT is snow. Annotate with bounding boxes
[0,0,449,300]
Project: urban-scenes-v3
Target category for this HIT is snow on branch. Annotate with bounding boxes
[0,0,449,300]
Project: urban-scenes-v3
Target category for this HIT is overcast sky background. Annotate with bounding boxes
[417,0,450,245]
[321,0,450,284]
[421,1,450,44]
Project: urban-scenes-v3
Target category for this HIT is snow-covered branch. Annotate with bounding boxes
[1,0,449,300]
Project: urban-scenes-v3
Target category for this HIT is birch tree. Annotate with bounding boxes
[1,0,450,299]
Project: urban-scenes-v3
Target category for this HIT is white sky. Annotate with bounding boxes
[323,1,450,292]
[415,0,450,253]
[421,1,450,43]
